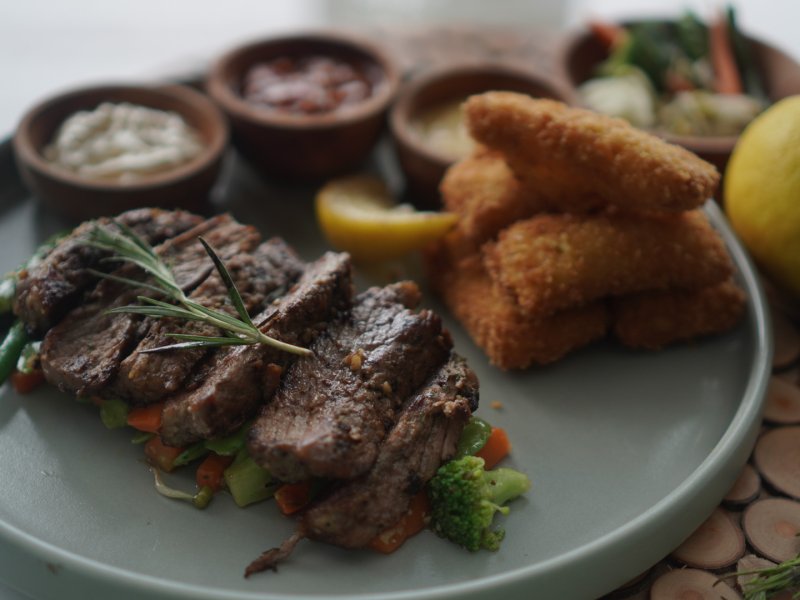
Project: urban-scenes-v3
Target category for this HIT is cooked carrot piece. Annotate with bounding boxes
[196,453,234,493]
[127,403,164,433]
[475,427,512,469]
[589,20,627,51]
[710,14,742,94]
[369,491,431,554]
[144,436,184,473]
[274,481,313,515]
[10,370,45,394]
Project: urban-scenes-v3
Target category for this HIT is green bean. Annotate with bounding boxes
[454,416,493,459]
[0,322,29,385]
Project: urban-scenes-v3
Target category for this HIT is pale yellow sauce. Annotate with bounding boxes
[412,97,475,160]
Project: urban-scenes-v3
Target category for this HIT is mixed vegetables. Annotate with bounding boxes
[580,5,768,136]
[0,235,531,556]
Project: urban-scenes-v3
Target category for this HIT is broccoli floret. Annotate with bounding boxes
[428,455,531,552]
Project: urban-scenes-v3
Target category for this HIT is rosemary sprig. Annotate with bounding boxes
[86,224,311,357]
[718,554,800,599]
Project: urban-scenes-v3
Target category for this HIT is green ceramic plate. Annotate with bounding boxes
[0,152,770,600]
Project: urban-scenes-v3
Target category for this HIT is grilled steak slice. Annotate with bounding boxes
[13,208,203,334]
[302,355,477,548]
[159,252,353,447]
[40,215,260,397]
[247,281,453,483]
[113,238,304,405]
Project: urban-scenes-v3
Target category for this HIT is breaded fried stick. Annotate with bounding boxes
[442,149,619,246]
[483,210,733,318]
[465,93,720,214]
[612,279,746,350]
[426,233,609,369]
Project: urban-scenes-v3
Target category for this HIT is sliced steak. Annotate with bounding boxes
[247,281,453,483]
[13,208,203,334]
[302,354,477,549]
[40,215,260,397]
[159,251,353,447]
[113,238,304,405]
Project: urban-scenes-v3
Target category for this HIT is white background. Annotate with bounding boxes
[0,1,798,598]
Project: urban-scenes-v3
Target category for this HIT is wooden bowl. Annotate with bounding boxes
[561,25,800,177]
[13,83,228,222]
[389,63,576,207]
[206,31,401,180]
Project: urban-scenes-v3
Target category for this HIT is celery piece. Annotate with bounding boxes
[204,421,251,456]
[100,398,129,429]
[131,431,154,444]
[224,449,274,507]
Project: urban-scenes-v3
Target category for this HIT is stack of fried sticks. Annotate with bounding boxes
[426,92,746,369]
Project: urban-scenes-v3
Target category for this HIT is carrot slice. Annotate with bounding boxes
[274,481,313,515]
[10,370,45,394]
[369,491,430,554]
[127,403,164,433]
[196,453,234,493]
[709,13,742,94]
[475,427,512,469]
[144,436,184,473]
[589,20,627,52]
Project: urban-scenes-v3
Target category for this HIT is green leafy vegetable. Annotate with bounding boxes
[722,553,800,599]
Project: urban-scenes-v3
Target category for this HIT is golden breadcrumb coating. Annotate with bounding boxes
[483,210,733,318]
[464,92,720,214]
[440,149,547,245]
[612,279,747,349]
[425,234,609,369]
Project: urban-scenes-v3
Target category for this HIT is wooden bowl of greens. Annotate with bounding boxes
[561,7,800,181]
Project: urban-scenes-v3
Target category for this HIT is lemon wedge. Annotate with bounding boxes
[315,175,458,263]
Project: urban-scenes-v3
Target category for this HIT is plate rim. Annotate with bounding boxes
[0,200,772,600]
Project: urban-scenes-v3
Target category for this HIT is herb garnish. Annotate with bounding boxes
[718,553,800,599]
[86,224,311,356]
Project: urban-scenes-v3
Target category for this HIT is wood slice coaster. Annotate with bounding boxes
[649,568,739,600]
[753,426,800,498]
[735,554,776,593]
[670,508,745,569]
[722,464,762,507]
[763,377,800,424]
[742,498,800,563]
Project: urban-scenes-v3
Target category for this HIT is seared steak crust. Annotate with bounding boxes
[113,238,303,405]
[303,355,477,548]
[247,281,453,483]
[159,251,353,447]
[40,215,260,397]
[13,208,203,334]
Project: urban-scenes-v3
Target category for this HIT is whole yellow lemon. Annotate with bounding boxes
[725,96,800,299]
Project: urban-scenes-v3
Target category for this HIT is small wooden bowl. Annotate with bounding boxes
[206,31,401,180]
[389,63,576,206]
[561,26,800,176]
[13,83,228,222]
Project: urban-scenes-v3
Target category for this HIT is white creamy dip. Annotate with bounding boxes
[44,102,203,183]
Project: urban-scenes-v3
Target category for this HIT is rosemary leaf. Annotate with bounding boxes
[198,237,255,328]
[84,224,311,357]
